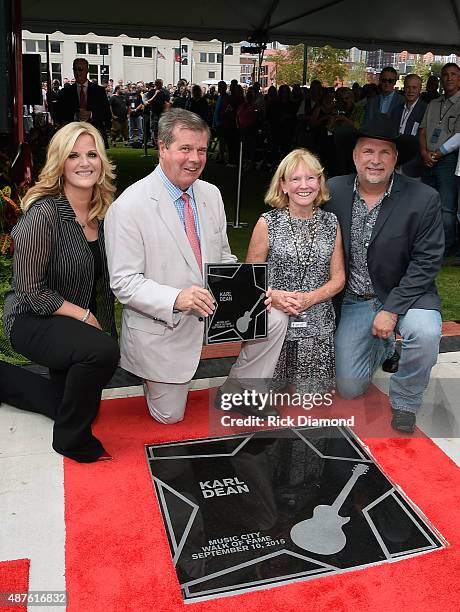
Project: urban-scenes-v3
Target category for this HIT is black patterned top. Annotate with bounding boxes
[262,207,338,339]
[3,195,116,340]
[347,175,394,296]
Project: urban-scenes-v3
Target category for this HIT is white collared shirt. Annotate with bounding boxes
[399,99,418,134]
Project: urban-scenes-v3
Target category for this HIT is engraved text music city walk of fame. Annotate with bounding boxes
[146,427,446,602]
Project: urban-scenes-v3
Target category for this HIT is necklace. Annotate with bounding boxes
[75,216,97,230]
[75,217,91,229]
[287,207,319,290]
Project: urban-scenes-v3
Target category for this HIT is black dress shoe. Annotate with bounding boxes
[391,409,416,434]
[214,389,279,418]
[382,350,400,373]
[96,452,113,462]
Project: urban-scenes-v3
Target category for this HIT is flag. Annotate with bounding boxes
[174,48,181,63]
[157,50,166,60]
[181,44,188,65]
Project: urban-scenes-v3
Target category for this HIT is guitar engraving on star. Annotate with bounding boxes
[235,292,265,333]
[290,463,369,555]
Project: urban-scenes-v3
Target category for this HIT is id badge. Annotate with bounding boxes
[289,312,309,329]
[430,127,442,144]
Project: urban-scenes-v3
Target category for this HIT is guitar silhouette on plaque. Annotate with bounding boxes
[290,463,369,555]
[235,292,265,333]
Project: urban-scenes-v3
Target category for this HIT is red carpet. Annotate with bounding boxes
[0,559,30,612]
[64,389,460,612]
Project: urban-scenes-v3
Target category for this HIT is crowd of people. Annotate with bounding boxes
[32,58,460,265]
[31,65,219,148]
[1,58,458,463]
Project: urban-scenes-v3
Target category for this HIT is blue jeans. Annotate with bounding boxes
[422,152,459,253]
[129,115,143,143]
[335,292,442,413]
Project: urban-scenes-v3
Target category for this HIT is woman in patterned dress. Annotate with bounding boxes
[247,148,345,393]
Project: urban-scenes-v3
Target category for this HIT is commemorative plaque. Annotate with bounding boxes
[204,263,268,345]
[146,427,446,602]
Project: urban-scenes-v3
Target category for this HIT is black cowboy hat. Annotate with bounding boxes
[335,113,419,167]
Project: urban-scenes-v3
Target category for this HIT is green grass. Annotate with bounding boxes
[109,146,159,195]
[437,266,460,322]
[0,256,29,364]
[1,146,458,364]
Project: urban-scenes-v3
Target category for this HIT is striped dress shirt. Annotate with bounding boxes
[155,164,201,240]
[3,195,115,340]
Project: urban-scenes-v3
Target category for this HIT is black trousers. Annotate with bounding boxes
[3,314,119,462]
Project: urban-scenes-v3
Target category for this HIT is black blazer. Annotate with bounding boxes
[393,98,428,177]
[365,92,405,123]
[55,82,111,134]
[325,173,444,316]
[393,98,427,136]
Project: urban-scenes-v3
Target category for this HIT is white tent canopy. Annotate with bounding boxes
[22,0,460,54]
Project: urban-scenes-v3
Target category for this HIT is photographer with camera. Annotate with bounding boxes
[310,88,339,176]
[332,87,365,129]
[331,87,366,175]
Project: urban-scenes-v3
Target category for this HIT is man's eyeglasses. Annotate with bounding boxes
[380,78,396,84]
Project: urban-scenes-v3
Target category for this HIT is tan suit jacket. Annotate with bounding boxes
[104,169,236,382]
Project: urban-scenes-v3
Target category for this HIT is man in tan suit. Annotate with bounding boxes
[105,109,287,423]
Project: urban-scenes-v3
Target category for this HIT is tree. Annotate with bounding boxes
[308,46,349,86]
[430,61,443,77]
[348,61,367,86]
[269,44,349,87]
[268,44,304,86]
[412,58,431,86]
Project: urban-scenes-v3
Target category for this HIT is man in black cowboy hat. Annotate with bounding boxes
[326,113,444,433]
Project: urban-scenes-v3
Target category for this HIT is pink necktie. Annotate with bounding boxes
[79,85,86,109]
[181,192,202,271]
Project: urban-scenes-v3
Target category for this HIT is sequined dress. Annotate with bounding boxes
[262,207,338,393]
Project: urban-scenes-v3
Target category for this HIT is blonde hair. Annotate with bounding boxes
[264,148,330,209]
[21,122,116,221]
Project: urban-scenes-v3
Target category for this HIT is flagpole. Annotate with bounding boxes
[178,39,182,81]
[221,41,225,80]
[45,35,51,124]
[155,48,158,80]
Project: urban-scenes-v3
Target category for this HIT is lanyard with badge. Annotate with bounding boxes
[399,104,414,134]
[287,208,318,331]
[430,98,455,145]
